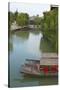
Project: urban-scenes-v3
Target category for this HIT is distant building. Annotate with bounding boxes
[29,16,35,25]
[51,5,58,10]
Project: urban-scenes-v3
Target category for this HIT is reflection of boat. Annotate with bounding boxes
[20,57,58,77]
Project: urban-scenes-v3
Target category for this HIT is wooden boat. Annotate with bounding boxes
[20,64,58,77]
[20,56,58,77]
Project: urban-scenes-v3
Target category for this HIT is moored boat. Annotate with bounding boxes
[20,58,58,77]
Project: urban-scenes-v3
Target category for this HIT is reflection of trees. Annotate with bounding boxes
[31,31,40,35]
[8,31,13,51]
[15,74,41,83]
[8,41,13,51]
[38,76,58,85]
[40,38,56,52]
[15,31,29,40]
[15,74,58,86]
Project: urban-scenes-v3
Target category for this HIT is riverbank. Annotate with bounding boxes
[10,27,41,33]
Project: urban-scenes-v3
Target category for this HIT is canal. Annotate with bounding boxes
[9,30,58,87]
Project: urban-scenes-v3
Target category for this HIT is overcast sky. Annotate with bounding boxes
[9,2,50,16]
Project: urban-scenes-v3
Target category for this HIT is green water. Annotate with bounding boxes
[9,30,58,87]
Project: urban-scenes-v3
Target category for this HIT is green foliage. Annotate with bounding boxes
[8,11,15,30]
[42,8,58,53]
[9,12,15,25]
[16,13,29,27]
[8,11,18,30]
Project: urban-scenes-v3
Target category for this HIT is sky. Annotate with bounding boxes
[9,2,50,16]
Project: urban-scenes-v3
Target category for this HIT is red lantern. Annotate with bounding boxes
[43,66,49,74]
[50,65,58,73]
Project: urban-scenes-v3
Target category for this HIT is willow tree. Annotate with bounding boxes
[42,7,58,52]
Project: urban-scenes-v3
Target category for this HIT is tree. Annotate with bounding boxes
[42,6,58,52]
[16,13,29,27]
[8,11,15,29]
[14,10,18,21]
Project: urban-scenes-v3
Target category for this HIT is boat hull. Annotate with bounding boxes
[20,70,58,77]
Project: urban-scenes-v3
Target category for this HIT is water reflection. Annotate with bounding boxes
[9,31,58,87]
[31,31,41,35]
[40,38,56,52]
[14,31,29,40]
[8,41,13,51]
[26,32,42,59]
[14,75,58,86]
